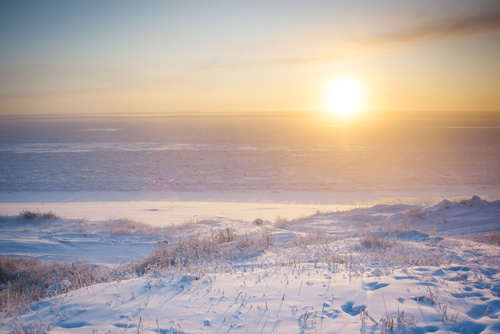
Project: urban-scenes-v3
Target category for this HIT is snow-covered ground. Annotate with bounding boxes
[1,196,500,333]
[0,193,364,228]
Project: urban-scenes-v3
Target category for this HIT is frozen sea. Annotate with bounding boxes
[0,112,499,202]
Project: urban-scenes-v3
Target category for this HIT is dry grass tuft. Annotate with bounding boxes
[20,210,59,220]
[359,234,396,250]
[0,256,113,318]
[104,218,152,235]
[407,207,425,219]
[253,218,264,226]
[471,232,500,245]
[292,231,330,246]
[133,227,274,275]
[274,216,289,229]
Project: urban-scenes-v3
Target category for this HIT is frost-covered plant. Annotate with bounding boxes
[359,234,396,250]
[292,231,330,246]
[407,207,425,219]
[379,309,416,333]
[216,226,235,243]
[253,218,264,226]
[134,227,274,274]
[237,229,273,251]
[0,256,113,317]
[274,216,289,229]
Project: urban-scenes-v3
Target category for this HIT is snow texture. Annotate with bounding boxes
[1,196,500,333]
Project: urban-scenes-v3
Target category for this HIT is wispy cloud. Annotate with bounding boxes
[360,10,500,49]
[203,10,500,68]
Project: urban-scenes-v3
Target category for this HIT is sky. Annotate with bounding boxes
[1,0,500,116]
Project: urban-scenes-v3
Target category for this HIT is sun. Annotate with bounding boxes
[327,77,363,117]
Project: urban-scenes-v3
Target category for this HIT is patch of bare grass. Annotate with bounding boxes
[20,210,59,220]
[103,218,153,235]
[359,234,397,250]
[471,232,500,245]
[133,227,274,274]
[407,206,425,219]
[0,256,113,318]
[274,216,289,229]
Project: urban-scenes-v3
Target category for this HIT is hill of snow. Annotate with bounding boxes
[1,196,499,333]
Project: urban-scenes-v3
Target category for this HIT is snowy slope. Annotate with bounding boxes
[1,196,499,333]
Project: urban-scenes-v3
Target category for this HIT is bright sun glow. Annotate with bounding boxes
[327,77,363,117]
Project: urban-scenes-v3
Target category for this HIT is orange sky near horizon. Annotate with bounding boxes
[1,1,500,117]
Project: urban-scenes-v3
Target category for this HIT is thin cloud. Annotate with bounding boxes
[361,10,500,48]
[203,10,500,68]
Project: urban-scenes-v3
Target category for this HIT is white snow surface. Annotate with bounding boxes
[1,196,500,333]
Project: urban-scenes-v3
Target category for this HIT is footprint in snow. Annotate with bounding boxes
[447,265,471,272]
[114,323,135,328]
[363,281,389,291]
[324,309,340,319]
[451,291,483,298]
[449,320,486,334]
[466,300,500,319]
[58,322,91,329]
[341,301,365,316]
[431,268,446,276]
[411,325,439,333]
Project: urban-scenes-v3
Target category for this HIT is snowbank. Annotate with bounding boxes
[1,196,499,333]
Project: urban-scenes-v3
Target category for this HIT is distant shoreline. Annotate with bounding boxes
[1,189,499,204]
[1,190,498,227]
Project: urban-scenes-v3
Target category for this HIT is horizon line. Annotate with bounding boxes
[1,110,500,120]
